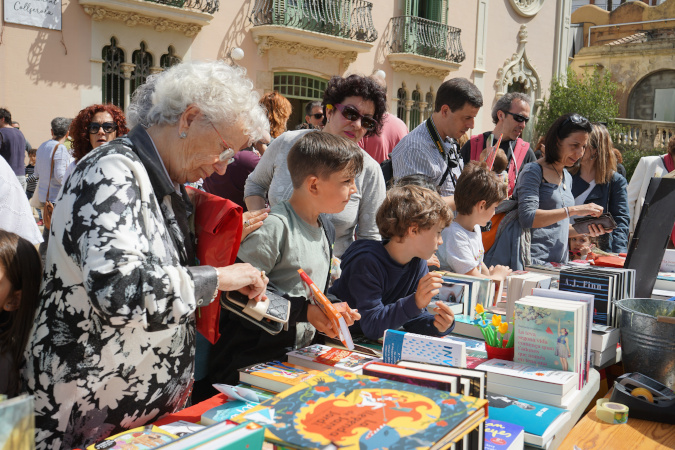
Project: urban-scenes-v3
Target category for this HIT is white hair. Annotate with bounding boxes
[127,60,269,142]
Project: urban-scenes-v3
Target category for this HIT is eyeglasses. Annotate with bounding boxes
[329,103,377,131]
[310,113,324,120]
[504,111,529,123]
[558,113,590,136]
[210,123,235,164]
[88,122,117,134]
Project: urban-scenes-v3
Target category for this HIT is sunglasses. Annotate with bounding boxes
[329,103,377,131]
[210,123,235,164]
[504,111,529,123]
[558,113,590,136]
[310,113,324,120]
[88,122,117,134]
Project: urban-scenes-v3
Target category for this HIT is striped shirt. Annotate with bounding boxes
[390,118,463,197]
[26,164,38,192]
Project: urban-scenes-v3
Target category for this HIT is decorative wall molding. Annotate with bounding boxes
[509,0,545,18]
[388,53,460,79]
[80,0,214,37]
[494,25,543,105]
[253,35,358,65]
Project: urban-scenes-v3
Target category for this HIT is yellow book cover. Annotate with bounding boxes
[86,425,177,449]
[238,361,323,393]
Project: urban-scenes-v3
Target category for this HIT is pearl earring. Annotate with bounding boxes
[180,132,187,139]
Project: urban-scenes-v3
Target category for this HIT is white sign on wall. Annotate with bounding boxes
[4,0,62,31]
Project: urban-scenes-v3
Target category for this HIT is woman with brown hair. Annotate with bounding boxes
[570,123,629,253]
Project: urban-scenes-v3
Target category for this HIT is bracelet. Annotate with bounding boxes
[564,207,570,218]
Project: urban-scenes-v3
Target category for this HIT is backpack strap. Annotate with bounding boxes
[506,138,530,196]
[469,134,485,161]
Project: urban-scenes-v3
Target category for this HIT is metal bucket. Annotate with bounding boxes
[615,298,675,389]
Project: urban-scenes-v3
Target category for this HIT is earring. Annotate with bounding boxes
[180,131,187,139]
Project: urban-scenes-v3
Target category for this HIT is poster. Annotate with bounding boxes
[4,0,62,31]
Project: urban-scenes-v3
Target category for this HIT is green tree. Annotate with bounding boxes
[535,67,622,139]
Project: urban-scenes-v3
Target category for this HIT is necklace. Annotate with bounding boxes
[550,163,567,190]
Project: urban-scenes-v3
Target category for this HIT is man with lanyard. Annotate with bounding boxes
[391,78,482,204]
[460,92,536,197]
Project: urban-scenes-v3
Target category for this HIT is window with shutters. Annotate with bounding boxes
[131,42,153,96]
[102,37,125,109]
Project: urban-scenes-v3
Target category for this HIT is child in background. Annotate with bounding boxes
[25,149,42,225]
[208,132,361,385]
[569,234,596,260]
[0,230,42,397]
[329,185,455,340]
[437,162,512,283]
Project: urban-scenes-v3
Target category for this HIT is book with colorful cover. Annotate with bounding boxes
[238,361,322,393]
[286,344,380,373]
[0,394,34,450]
[234,368,488,450]
[484,419,524,450]
[513,297,584,375]
[486,392,567,448]
[201,384,273,425]
[156,420,264,450]
[382,329,467,368]
[86,425,177,449]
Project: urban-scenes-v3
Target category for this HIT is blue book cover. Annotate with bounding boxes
[484,419,524,450]
[559,269,612,324]
[486,393,565,437]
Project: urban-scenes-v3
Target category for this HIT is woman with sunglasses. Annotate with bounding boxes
[569,123,629,253]
[244,74,387,257]
[486,113,607,269]
[22,61,270,449]
[64,104,129,181]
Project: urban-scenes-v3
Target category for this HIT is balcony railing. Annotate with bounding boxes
[250,0,377,42]
[144,0,219,14]
[615,118,675,150]
[388,15,465,63]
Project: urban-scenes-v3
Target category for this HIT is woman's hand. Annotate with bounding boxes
[241,207,270,239]
[571,203,603,218]
[307,304,337,338]
[216,263,268,302]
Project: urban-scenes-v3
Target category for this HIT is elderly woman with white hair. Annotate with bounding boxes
[22,61,270,449]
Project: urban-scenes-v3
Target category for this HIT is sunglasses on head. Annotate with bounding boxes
[310,113,324,120]
[89,122,117,134]
[329,103,377,131]
[504,111,529,123]
[557,113,590,136]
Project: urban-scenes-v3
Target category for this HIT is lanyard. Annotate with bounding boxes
[426,118,459,188]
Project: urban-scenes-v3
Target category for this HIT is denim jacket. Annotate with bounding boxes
[571,171,630,253]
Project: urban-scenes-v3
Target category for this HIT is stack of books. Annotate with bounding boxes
[237,361,323,393]
[499,271,553,319]
[589,324,620,368]
[382,329,467,368]
[285,343,380,374]
[434,271,503,315]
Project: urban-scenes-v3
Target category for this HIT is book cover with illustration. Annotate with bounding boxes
[513,302,578,372]
[286,344,380,373]
[382,329,467,368]
[484,419,524,450]
[238,361,322,393]
[0,394,34,450]
[486,393,566,445]
[234,368,488,450]
[559,268,614,324]
[86,425,177,449]
[201,384,273,425]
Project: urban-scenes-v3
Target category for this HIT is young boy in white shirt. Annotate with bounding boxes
[438,162,512,283]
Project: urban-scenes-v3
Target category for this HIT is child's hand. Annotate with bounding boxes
[307,304,338,338]
[579,244,592,258]
[430,301,455,333]
[488,264,512,281]
[334,302,361,326]
[427,254,440,268]
[415,272,443,309]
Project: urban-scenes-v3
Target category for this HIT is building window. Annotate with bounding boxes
[274,72,328,129]
[102,37,125,109]
[131,42,153,97]
[409,87,422,129]
[425,89,434,120]
[397,84,408,125]
[160,46,181,69]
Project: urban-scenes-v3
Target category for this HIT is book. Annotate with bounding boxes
[238,361,322,393]
[396,360,487,400]
[475,359,577,396]
[156,420,264,450]
[234,368,488,450]
[286,343,380,373]
[201,384,272,425]
[486,379,582,408]
[442,335,487,359]
[486,393,567,448]
[157,421,206,438]
[87,425,177,449]
[433,278,471,315]
[504,271,552,320]
[437,271,498,310]
[591,345,618,368]
[362,361,459,392]
[0,394,34,450]
[484,419,524,450]
[382,329,467,368]
[451,314,487,340]
[298,268,353,350]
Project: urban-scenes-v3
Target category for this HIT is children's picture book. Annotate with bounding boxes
[156,420,265,450]
[286,343,380,373]
[486,393,567,448]
[238,361,323,393]
[0,394,34,450]
[475,359,577,396]
[157,421,206,438]
[382,329,467,368]
[431,281,467,315]
[201,384,272,425]
[484,419,524,450]
[86,425,177,449]
[234,368,488,450]
[513,297,584,374]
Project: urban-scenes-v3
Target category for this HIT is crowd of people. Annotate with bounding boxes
[0,60,673,449]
